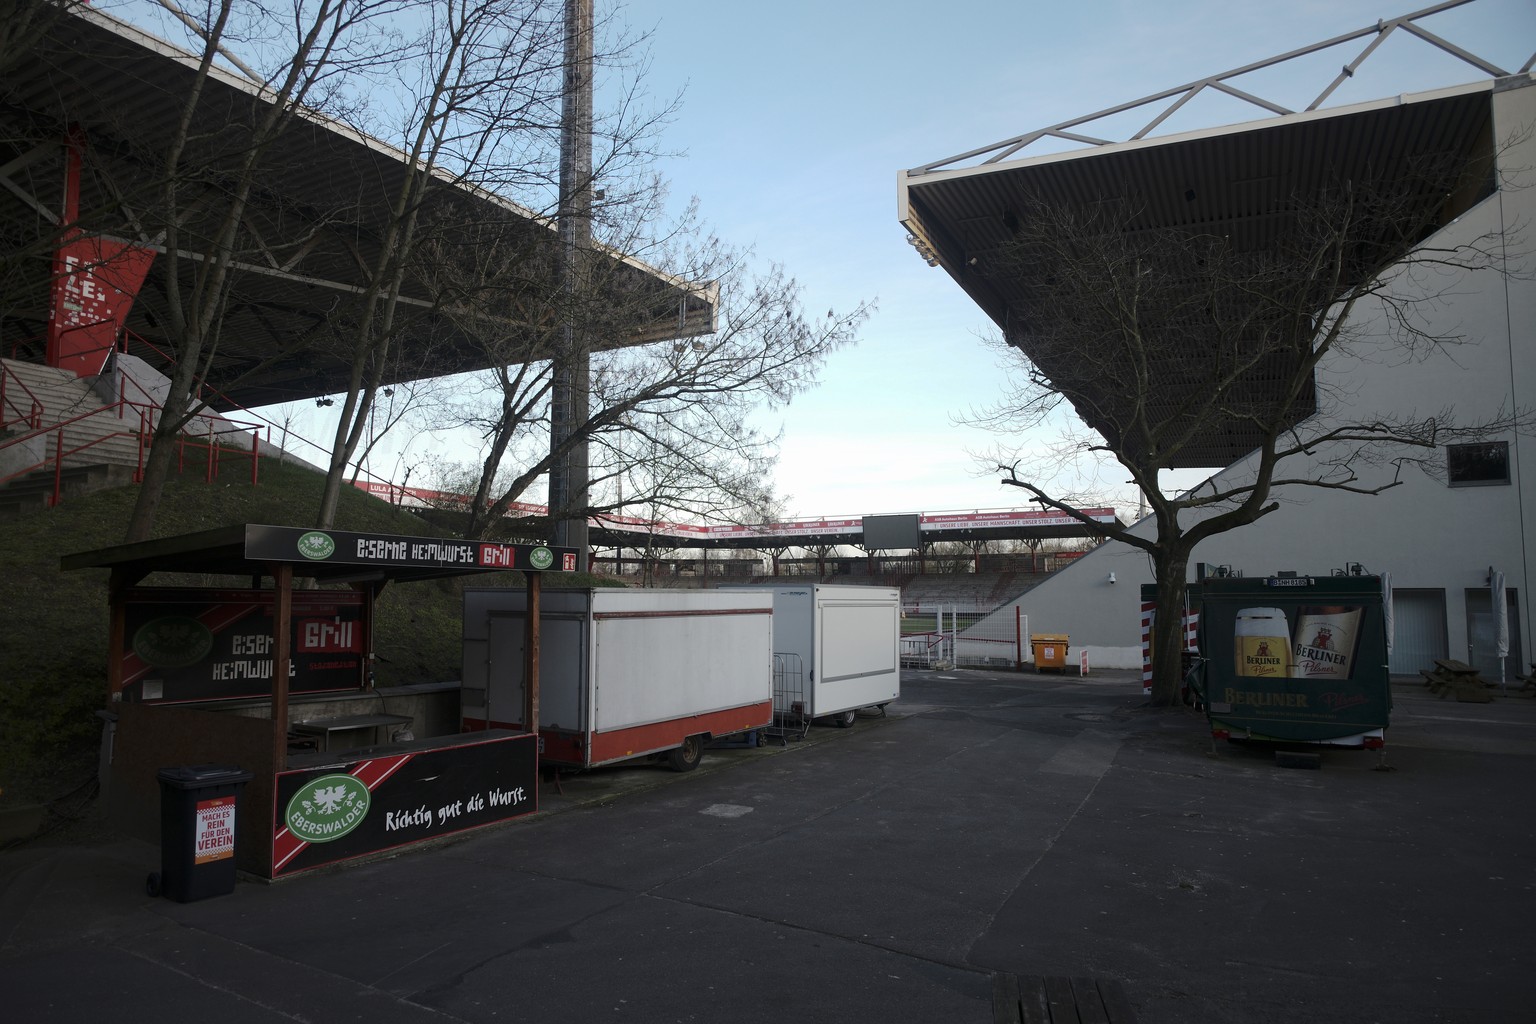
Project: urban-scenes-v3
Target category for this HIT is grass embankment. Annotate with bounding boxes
[0,457,606,813]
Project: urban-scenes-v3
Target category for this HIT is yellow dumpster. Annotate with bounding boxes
[1031,633,1069,672]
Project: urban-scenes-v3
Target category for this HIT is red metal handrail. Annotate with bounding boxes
[46,406,157,504]
[0,362,45,432]
[0,392,269,505]
[120,329,272,427]
[0,393,144,461]
[115,366,158,413]
[7,331,47,361]
[5,330,421,508]
[118,330,423,499]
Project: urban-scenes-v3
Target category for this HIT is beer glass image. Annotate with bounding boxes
[1291,606,1362,680]
[1235,607,1290,677]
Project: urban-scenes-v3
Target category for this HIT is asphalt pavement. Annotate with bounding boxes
[2,668,1533,1023]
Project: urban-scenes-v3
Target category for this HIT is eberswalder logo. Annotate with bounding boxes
[296,531,336,560]
[132,615,214,668]
[284,773,370,843]
[529,546,554,570]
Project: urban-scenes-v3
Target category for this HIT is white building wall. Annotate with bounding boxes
[991,77,1536,674]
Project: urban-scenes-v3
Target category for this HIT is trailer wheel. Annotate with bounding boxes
[832,709,857,729]
[667,734,705,772]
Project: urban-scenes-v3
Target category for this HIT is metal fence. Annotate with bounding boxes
[901,605,1030,670]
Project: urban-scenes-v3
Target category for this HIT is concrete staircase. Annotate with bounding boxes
[0,358,150,515]
[0,463,140,517]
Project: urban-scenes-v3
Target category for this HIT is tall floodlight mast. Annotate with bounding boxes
[550,0,593,567]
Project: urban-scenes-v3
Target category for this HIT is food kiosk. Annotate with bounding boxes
[64,524,577,878]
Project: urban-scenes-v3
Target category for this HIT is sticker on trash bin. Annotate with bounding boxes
[194,796,237,864]
[284,773,371,843]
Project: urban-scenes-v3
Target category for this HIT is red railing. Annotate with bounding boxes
[115,364,159,413]
[119,329,276,430]
[0,392,267,507]
[0,397,154,492]
[4,329,408,510]
[0,362,45,432]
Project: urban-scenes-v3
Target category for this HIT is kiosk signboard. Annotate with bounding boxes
[272,731,537,877]
[121,588,366,703]
[243,525,579,574]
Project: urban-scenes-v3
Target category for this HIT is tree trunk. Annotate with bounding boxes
[124,417,180,542]
[124,350,204,543]
[1148,545,1194,707]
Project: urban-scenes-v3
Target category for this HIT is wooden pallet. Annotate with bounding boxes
[992,973,1137,1023]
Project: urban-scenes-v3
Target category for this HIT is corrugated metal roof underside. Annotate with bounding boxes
[903,87,1498,468]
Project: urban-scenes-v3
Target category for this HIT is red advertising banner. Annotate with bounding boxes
[48,235,156,377]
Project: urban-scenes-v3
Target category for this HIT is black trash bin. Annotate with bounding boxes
[151,764,253,902]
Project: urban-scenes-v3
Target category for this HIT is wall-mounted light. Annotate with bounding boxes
[906,232,941,268]
[1106,572,1117,584]
[315,397,333,407]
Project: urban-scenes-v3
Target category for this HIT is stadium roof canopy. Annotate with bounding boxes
[0,5,715,412]
[898,3,1531,469]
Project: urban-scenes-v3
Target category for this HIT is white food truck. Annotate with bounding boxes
[732,584,901,729]
[461,588,774,771]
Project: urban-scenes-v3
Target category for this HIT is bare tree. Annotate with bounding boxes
[0,0,74,76]
[310,0,585,528]
[119,0,406,542]
[302,0,872,544]
[455,218,871,538]
[973,157,1523,705]
[18,1,858,549]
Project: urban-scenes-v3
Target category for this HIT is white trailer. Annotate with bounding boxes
[461,588,774,771]
[733,584,901,729]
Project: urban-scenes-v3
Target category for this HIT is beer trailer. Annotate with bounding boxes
[1189,573,1391,749]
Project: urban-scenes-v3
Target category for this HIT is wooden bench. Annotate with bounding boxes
[993,973,1137,1023]
[1423,660,1493,703]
